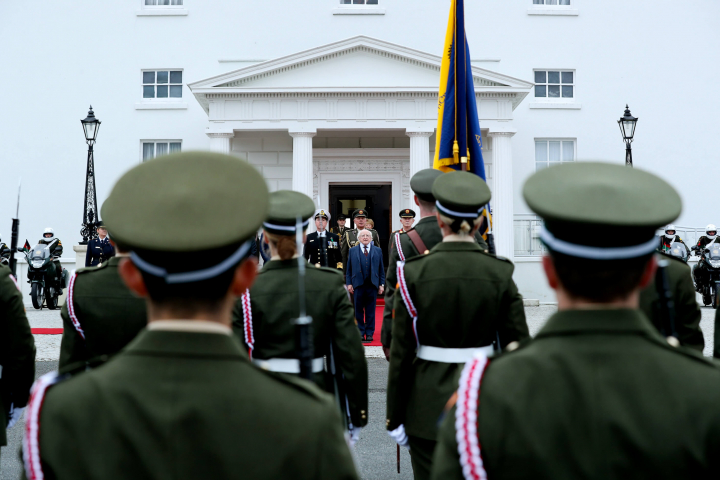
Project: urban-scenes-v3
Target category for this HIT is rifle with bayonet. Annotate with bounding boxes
[293,216,314,380]
[655,258,679,346]
[9,180,20,278]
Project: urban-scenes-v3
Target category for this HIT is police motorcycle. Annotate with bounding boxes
[0,234,10,266]
[22,242,68,309]
[692,242,720,308]
[668,242,689,263]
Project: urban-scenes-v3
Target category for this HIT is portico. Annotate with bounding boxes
[189,36,531,258]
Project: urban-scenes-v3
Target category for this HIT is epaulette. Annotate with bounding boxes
[57,354,111,377]
[315,266,345,278]
[75,261,110,275]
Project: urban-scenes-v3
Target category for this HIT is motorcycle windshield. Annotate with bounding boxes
[709,245,720,260]
[670,242,687,259]
[31,245,49,261]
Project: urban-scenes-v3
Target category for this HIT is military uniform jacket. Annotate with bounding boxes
[331,226,349,238]
[431,309,720,480]
[0,265,35,445]
[59,257,147,369]
[231,259,369,427]
[639,253,703,352]
[381,216,489,347]
[85,236,115,267]
[386,242,529,440]
[341,228,380,273]
[23,329,359,480]
[658,234,689,255]
[303,231,342,270]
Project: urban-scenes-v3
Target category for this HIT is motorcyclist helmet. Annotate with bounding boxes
[43,227,55,241]
[664,224,676,239]
[706,224,717,239]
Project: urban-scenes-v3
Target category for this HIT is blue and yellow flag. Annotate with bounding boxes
[434,0,492,239]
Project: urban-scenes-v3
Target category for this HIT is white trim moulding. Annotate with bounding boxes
[136,9,188,16]
[526,7,579,16]
[135,103,188,110]
[332,7,386,15]
[528,102,581,110]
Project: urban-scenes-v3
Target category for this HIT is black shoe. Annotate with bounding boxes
[361,336,370,343]
[365,336,374,342]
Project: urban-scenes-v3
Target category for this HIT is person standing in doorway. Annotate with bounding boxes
[346,229,385,342]
[332,214,349,239]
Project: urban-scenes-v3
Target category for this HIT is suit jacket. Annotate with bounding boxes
[60,257,147,369]
[341,228,380,274]
[85,237,115,267]
[25,329,359,480]
[346,243,385,290]
[303,231,342,270]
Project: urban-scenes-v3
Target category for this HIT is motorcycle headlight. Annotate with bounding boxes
[709,260,720,268]
[31,260,44,268]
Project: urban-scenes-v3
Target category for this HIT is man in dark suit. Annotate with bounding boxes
[304,209,342,270]
[346,229,385,342]
[85,222,115,267]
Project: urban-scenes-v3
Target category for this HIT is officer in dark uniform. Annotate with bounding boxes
[432,162,720,480]
[60,212,147,368]
[332,214,349,238]
[387,208,416,252]
[233,191,368,445]
[22,152,359,480]
[0,264,35,463]
[381,169,488,360]
[303,209,343,270]
[341,209,380,273]
[386,172,529,480]
[85,221,115,267]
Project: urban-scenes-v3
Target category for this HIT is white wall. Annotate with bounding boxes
[0,0,717,251]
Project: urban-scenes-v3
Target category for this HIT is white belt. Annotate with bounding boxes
[416,345,494,363]
[252,357,325,373]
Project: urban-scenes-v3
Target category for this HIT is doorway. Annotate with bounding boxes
[329,184,392,266]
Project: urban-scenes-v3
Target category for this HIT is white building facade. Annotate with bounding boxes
[1,0,718,302]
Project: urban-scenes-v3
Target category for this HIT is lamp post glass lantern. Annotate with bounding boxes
[618,104,638,167]
[79,106,101,244]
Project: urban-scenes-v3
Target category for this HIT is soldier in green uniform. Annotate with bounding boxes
[639,250,703,352]
[432,162,720,480]
[0,264,35,464]
[59,218,147,368]
[381,169,488,360]
[232,190,368,443]
[22,152,359,480]
[331,213,349,238]
[386,171,529,480]
[388,208,416,252]
[341,209,380,273]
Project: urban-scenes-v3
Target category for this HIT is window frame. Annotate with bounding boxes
[140,69,184,102]
[137,0,187,16]
[534,138,576,171]
[532,69,576,102]
[332,0,385,15]
[140,140,182,162]
[532,0,571,5]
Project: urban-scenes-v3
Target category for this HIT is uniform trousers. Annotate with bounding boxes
[408,435,436,480]
[353,279,377,337]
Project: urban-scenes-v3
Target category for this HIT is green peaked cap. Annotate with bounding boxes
[102,151,268,252]
[523,161,681,256]
[263,190,316,235]
[410,169,444,202]
[432,171,491,218]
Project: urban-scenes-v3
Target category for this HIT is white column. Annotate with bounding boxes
[289,131,316,198]
[488,131,516,260]
[207,132,234,155]
[406,129,434,179]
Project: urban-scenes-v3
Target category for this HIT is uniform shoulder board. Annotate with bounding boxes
[315,266,344,278]
[57,354,111,377]
[76,261,110,275]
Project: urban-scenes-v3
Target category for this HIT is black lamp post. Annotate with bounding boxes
[618,104,638,167]
[79,106,101,245]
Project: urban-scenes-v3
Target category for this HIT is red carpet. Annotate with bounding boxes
[363,299,384,346]
[32,328,63,334]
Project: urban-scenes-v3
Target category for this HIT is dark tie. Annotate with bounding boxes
[364,246,368,257]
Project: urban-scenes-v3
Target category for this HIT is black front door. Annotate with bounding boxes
[328,184,392,267]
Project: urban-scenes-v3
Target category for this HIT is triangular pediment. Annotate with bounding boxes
[189,36,532,108]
